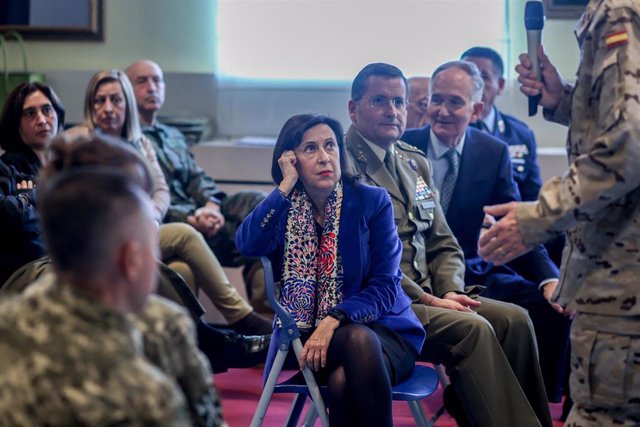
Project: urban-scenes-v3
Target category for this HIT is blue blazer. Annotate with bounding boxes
[471,109,543,201]
[402,126,558,284]
[235,181,425,354]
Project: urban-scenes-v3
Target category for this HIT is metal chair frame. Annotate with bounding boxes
[250,256,440,427]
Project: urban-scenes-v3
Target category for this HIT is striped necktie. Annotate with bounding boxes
[439,149,459,214]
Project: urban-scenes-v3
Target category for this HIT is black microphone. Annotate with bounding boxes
[525,0,544,116]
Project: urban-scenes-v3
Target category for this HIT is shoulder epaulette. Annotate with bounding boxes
[395,140,427,157]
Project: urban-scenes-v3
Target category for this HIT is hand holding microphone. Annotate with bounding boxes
[524,0,545,116]
[518,1,565,114]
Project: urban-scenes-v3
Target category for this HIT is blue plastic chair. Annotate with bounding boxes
[250,257,440,427]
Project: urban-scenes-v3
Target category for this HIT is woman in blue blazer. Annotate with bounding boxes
[236,114,424,427]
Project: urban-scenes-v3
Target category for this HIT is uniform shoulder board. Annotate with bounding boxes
[395,140,427,157]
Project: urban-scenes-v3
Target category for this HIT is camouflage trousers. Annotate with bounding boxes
[566,312,640,426]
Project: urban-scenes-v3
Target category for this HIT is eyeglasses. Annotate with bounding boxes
[21,104,55,120]
[366,95,407,111]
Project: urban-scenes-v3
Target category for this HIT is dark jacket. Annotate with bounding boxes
[471,109,543,201]
[402,125,559,284]
[0,156,42,285]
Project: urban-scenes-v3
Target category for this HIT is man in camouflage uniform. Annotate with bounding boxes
[479,1,640,425]
[345,62,552,427]
[126,60,268,312]
[0,167,224,426]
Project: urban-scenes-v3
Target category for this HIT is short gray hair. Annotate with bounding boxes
[430,60,484,103]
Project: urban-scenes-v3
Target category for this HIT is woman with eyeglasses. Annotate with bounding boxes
[0,82,66,284]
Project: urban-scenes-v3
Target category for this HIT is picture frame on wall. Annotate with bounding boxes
[542,0,589,19]
[0,0,103,41]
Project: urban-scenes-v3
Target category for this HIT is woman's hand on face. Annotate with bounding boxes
[278,150,298,195]
[299,315,340,371]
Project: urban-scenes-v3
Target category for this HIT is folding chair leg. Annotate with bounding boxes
[301,404,319,427]
[408,401,431,427]
[250,348,290,427]
[284,394,308,427]
[435,364,449,387]
[292,339,329,427]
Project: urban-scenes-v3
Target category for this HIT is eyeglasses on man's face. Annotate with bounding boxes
[366,95,407,111]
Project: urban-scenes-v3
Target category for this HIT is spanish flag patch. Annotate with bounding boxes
[605,30,629,49]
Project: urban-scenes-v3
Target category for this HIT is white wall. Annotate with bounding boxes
[5,0,582,147]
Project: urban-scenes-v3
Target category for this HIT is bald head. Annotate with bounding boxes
[407,77,430,129]
[126,59,165,126]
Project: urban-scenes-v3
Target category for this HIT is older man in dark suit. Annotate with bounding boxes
[402,60,571,403]
[345,62,552,427]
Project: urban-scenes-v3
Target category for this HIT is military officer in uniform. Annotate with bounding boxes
[461,46,542,202]
[0,167,191,426]
[345,62,552,427]
[479,1,640,425]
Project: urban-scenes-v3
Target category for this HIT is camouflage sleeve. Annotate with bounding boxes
[0,309,192,427]
[518,5,640,245]
[134,298,226,427]
[112,359,193,427]
[163,149,226,224]
[165,202,199,223]
[542,83,574,127]
[170,311,225,427]
[184,152,227,208]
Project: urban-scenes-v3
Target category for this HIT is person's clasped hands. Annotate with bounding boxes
[187,202,225,238]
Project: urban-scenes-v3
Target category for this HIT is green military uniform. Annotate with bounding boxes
[131,296,225,427]
[516,1,640,424]
[0,262,225,427]
[346,126,552,427]
[143,123,264,267]
[0,276,190,426]
[143,123,267,311]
